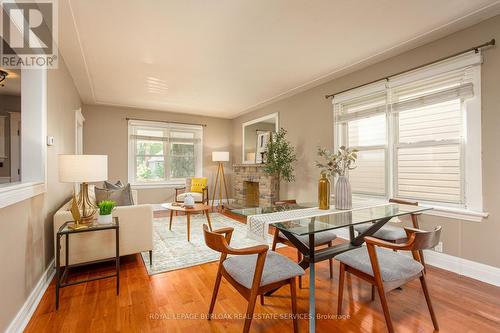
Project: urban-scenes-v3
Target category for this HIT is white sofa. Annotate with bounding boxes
[53,187,153,266]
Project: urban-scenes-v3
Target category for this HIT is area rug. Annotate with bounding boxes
[140,213,278,275]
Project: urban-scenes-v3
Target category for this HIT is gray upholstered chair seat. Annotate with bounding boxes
[223,251,305,289]
[278,230,337,246]
[354,223,407,241]
[335,247,424,282]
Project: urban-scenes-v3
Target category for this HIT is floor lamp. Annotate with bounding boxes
[211,151,230,211]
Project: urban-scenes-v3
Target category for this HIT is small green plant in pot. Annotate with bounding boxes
[97,200,115,224]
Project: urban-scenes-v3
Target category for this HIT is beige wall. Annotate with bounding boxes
[0,58,81,331]
[82,105,233,204]
[232,15,500,268]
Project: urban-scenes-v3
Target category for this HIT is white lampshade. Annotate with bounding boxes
[212,151,229,162]
[59,155,108,183]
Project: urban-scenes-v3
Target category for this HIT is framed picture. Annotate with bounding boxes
[255,131,271,164]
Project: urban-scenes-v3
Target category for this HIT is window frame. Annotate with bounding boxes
[127,120,203,188]
[333,52,487,221]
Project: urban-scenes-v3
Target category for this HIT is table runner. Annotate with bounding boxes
[246,202,392,242]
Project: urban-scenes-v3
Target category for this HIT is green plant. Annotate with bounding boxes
[263,128,297,201]
[316,146,358,177]
[98,200,115,215]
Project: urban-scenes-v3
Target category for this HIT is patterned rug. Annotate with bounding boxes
[140,213,278,275]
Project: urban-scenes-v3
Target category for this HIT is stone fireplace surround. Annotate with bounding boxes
[233,164,278,207]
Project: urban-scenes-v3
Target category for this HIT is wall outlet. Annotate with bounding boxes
[434,241,443,253]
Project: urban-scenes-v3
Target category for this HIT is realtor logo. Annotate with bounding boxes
[1,0,58,68]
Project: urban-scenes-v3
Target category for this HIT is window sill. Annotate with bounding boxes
[130,182,185,190]
[350,195,488,222]
[0,181,46,209]
[420,204,488,222]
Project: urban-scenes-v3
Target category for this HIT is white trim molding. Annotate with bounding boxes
[422,250,500,287]
[0,182,46,209]
[5,259,55,333]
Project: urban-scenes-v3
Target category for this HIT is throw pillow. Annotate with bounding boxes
[190,177,207,193]
[95,183,134,206]
[104,180,123,190]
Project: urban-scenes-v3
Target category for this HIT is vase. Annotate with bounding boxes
[335,175,352,210]
[183,194,195,208]
[318,173,330,210]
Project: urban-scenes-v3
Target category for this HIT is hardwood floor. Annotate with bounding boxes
[26,211,500,332]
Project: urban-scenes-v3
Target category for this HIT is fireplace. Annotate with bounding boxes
[233,164,278,206]
[244,181,260,207]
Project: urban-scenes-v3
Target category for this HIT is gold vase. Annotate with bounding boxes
[318,172,330,210]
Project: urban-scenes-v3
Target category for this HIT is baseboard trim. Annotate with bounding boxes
[5,259,55,333]
[335,228,500,287]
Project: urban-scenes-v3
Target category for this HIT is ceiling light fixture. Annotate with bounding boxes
[0,70,8,87]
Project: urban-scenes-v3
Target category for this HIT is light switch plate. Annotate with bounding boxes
[46,136,55,146]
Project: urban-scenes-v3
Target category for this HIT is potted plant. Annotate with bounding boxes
[97,200,115,224]
[263,128,297,203]
[316,146,358,209]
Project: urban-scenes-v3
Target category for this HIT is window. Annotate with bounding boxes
[334,51,483,212]
[128,120,203,187]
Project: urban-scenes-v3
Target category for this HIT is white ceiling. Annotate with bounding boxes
[58,0,500,118]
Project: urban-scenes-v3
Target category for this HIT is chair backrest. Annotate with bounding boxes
[405,226,442,250]
[389,198,418,206]
[203,224,231,254]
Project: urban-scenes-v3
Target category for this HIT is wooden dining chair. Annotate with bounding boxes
[271,199,337,288]
[203,224,304,333]
[354,198,427,270]
[336,226,441,333]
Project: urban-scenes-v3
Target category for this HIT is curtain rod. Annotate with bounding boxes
[125,117,207,127]
[325,38,495,99]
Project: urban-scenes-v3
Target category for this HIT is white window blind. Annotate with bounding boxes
[333,51,482,208]
[128,120,203,186]
[335,82,388,196]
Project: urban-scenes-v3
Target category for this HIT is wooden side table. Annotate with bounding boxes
[161,203,212,242]
[55,217,120,310]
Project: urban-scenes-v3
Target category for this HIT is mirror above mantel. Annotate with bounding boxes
[241,113,278,164]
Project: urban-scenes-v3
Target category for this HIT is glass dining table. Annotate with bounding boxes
[234,203,431,332]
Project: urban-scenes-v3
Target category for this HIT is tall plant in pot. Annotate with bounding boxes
[316,146,358,209]
[263,128,297,203]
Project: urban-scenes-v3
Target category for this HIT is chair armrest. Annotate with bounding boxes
[364,236,411,251]
[227,244,269,256]
[210,226,269,255]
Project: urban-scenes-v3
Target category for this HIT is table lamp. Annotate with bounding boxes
[59,155,108,228]
[211,151,229,211]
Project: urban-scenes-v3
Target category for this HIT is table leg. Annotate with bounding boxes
[187,212,191,242]
[308,233,316,333]
[169,210,173,230]
[116,226,120,295]
[55,234,60,310]
[205,210,213,231]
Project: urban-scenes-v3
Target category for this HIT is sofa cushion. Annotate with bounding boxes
[104,180,123,190]
[95,183,134,206]
[190,177,207,193]
[335,247,424,282]
[223,251,304,289]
